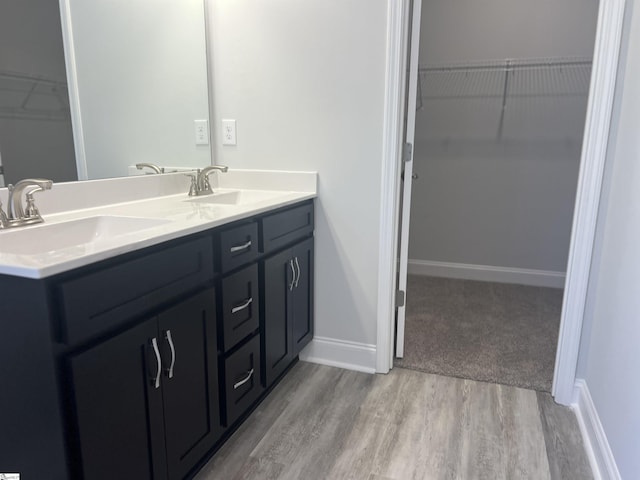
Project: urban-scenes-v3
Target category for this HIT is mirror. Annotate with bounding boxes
[0,0,212,186]
[0,0,77,186]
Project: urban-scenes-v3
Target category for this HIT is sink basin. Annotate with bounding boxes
[186,189,284,206]
[0,215,170,255]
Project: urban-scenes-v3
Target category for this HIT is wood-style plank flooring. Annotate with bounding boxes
[195,362,591,480]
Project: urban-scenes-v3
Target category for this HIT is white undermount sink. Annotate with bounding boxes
[185,189,284,206]
[0,215,170,255]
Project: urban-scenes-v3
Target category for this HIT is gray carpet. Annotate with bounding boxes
[395,275,563,392]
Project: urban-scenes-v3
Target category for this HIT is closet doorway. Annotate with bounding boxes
[394,0,600,392]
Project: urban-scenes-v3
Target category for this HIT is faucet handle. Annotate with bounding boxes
[0,198,8,229]
[203,175,212,192]
[184,173,198,196]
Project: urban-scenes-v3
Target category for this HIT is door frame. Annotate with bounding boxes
[376,0,628,406]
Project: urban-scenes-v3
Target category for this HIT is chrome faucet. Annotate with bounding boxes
[136,163,164,174]
[0,178,53,229]
[187,165,229,196]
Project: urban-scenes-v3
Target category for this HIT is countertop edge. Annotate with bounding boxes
[0,192,316,279]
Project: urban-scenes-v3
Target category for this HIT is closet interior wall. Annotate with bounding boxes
[408,0,600,283]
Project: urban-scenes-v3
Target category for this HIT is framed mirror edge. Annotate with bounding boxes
[58,0,88,181]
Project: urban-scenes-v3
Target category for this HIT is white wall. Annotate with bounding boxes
[0,0,77,184]
[409,145,583,272]
[207,0,388,355]
[576,1,640,477]
[419,0,599,64]
[408,0,599,279]
[68,0,211,179]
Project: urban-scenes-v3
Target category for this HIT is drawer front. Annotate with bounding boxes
[223,335,263,426]
[220,264,260,352]
[219,222,259,273]
[59,237,214,345]
[261,202,313,254]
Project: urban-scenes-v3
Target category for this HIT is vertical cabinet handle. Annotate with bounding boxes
[151,338,162,389]
[233,368,254,390]
[289,259,296,291]
[231,297,253,314]
[165,330,176,379]
[294,256,301,288]
[230,239,252,253]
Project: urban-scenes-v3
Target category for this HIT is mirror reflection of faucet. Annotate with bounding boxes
[0,178,53,229]
[135,163,165,174]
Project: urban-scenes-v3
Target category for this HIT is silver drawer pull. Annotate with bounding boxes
[151,338,161,389]
[233,368,254,390]
[230,240,252,253]
[165,330,176,379]
[231,297,253,314]
[289,259,296,291]
[294,256,301,288]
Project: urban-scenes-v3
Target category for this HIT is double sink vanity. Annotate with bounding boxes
[0,169,316,479]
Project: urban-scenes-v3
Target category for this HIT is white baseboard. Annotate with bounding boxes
[299,336,377,374]
[408,259,566,288]
[572,379,621,480]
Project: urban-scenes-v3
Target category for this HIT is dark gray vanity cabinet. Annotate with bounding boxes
[290,238,314,354]
[261,204,315,388]
[222,334,263,426]
[263,237,314,387]
[70,317,164,480]
[219,263,260,353]
[262,248,296,386]
[0,199,314,480]
[69,288,222,480]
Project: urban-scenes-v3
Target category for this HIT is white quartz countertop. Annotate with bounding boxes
[0,170,317,279]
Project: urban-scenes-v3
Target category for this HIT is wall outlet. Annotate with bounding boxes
[194,119,209,145]
[222,119,237,146]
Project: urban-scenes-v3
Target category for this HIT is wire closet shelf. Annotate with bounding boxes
[416,57,592,142]
[0,70,71,121]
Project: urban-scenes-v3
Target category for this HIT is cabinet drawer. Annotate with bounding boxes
[261,202,313,254]
[58,237,214,345]
[220,264,260,352]
[223,335,263,426]
[219,222,259,273]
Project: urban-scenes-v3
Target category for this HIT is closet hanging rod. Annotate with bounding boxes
[0,70,67,87]
[0,70,70,121]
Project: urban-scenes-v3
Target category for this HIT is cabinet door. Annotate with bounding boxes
[292,237,314,355]
[69,319,167,480]
[158,288,222,480]
[262,248,295,387]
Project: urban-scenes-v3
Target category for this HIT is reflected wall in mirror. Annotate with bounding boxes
[0,0,77,187]
[0,0,212,185]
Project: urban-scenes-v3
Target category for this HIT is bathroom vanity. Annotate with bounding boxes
[0,171,316,479]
